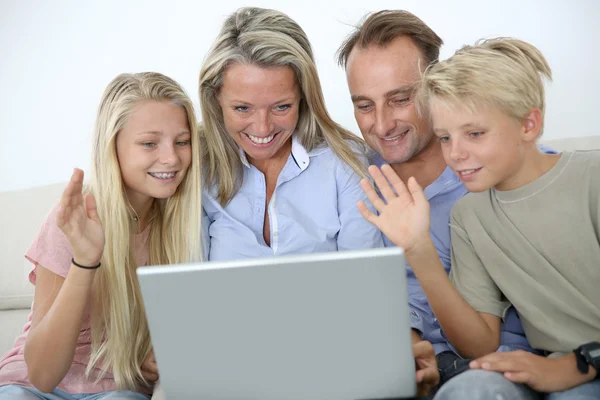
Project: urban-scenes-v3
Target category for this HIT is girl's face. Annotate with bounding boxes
[116,100,192,212]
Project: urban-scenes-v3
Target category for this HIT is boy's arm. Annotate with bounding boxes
[405,237,501,358]
[357,165,503,358]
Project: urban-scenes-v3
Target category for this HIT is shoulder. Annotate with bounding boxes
[567,150,600,171]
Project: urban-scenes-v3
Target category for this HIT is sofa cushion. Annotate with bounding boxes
[542,135,600,151]
[0,183,64,310]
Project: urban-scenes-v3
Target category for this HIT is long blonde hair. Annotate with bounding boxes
[199,7,368,205]
[418,37,552,134]
[86,72,202,389]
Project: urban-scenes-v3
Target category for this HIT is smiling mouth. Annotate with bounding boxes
[246,133,276,144]
[458,168,482,177]
[148,172,177,179]
[382,129,409,141]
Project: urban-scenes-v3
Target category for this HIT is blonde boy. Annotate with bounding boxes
[359,38,600,399]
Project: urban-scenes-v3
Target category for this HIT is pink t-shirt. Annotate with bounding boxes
[0,206,150,394]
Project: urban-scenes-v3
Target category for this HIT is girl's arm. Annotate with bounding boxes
[24,168,104,392]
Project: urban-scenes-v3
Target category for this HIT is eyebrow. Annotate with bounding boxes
[433,123,486,134]
[351,84,417,103]
[228,97,296,106]
[136,130,191,136]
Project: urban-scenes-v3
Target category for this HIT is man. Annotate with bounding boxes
[336,10,542,396]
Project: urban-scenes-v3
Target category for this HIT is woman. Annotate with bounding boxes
[199,7,383,260]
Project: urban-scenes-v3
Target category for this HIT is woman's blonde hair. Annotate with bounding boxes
[419,37,552,134]
[199,7,368,205]
[86,72,202,390]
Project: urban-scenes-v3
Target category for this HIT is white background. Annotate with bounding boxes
[1,0,598,191]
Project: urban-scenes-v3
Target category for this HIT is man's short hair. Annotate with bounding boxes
[336,10,443,69]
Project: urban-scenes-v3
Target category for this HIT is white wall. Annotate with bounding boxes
[1,0,598,191]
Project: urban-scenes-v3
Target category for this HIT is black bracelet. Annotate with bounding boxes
[71,258,101,269]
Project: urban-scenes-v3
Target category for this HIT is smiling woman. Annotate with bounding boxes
[198,7,383,261]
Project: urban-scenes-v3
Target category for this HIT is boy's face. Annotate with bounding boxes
[430,98,529,192]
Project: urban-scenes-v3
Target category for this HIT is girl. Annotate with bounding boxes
[0,72,202,399]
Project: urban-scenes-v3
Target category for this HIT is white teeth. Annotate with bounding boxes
[383,131,408,141]
[150,172,176,179]
[248,134,275,144]
[460,169,478,176]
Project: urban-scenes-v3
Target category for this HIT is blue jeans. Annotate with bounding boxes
[0,385,150,400]
[433,369,600,400]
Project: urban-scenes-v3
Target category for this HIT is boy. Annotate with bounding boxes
[358,37,600,399]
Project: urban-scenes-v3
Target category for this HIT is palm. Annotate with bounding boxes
[56,169,104,265]
[358,165,430,252]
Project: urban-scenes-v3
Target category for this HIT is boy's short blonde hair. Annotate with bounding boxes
[419,37,552,134]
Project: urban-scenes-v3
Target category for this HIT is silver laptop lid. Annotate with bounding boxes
[138,247,416,400]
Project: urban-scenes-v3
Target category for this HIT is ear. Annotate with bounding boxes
[521,108,543,143]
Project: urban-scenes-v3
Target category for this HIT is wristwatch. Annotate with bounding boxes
[573,342,600,377]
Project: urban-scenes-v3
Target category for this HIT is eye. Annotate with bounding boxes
[234,106,249,112]
[142,142,156,148]
[274,104,292,112]
[469,131,485,139]
[438,136,450,144]
[392,97,410,105]
[176,140,191,147]
[356,103,373,112]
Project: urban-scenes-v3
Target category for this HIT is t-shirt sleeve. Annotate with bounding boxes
[449,205,508,318]
[25,204,74,284]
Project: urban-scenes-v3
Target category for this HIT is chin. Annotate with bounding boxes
[463,181,493,193]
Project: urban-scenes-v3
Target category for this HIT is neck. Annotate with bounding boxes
[127,194,154,233]
[390,138,447,188]
[495,145,561,191]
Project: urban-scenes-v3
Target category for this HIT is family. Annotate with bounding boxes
[0,7,598,400]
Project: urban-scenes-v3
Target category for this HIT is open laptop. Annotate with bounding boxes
[137,247,416,400]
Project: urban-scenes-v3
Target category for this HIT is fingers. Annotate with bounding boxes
[416,364,439,386]
[413,340,435,360]
[59,169,84,207]
[504,371,531,385]
[85,193,100,222]
[470,351,527,373]
[57,168,85,229]
[359,178,386,213]
[357,200,379,226]
[413,340,439,396]
[368,165,398,204]
[380,164,410,201]
[407,176,427,206]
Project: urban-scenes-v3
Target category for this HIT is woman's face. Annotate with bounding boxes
[218,63,301,165]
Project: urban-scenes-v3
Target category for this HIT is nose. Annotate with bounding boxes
[254,109,273,136]
[373,106,396,137]
[449,137,468,163]
[158,143,179,166]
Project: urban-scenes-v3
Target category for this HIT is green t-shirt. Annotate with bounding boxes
[450,151,600,353]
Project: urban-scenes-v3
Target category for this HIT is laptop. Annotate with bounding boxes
[137,247,416,400]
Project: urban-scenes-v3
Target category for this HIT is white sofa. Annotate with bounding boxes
[2,135,599,358]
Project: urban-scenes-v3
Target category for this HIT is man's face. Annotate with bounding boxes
[345,36,434,164]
